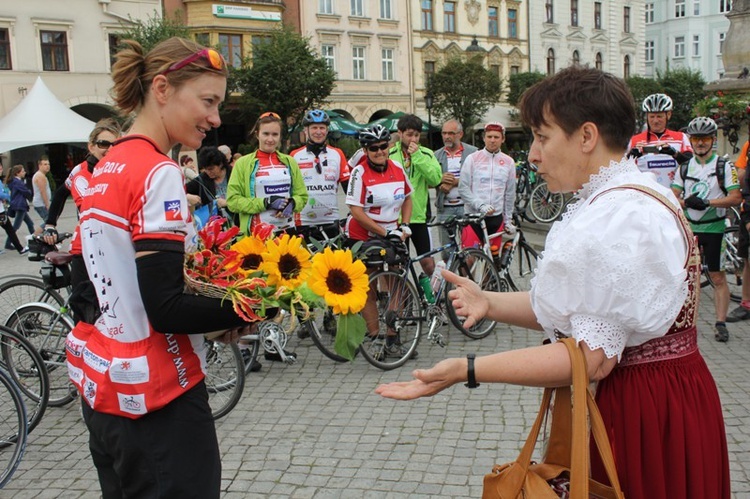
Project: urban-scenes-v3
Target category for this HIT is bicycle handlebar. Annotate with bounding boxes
[32,232,73,245]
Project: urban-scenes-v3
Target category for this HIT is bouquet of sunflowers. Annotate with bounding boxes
[184,217,369,359]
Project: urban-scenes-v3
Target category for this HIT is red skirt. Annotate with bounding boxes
[591,342,730,499]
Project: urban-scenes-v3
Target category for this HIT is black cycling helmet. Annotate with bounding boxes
[642,93,673,113]
[358,125,391,147]
[686,116,718,136]
[302,109,330,126]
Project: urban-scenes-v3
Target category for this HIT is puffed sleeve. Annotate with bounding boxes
[530,190,688,360]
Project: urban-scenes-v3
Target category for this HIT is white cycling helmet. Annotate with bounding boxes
[642,93,673,113]
[358,125,391,147]
[686,116,718,136]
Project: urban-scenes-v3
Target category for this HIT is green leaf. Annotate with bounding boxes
[334,314,366,361]
[297,282,324,308]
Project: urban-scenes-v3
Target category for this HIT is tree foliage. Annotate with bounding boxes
[230,26,336,138]
[506,71,546,107]
[426,57,503,130]
[117,10,190,52]
[626,69,705,131]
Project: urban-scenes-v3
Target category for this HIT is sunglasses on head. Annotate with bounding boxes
[95,140,114,149]
[259,111,281,120]
[367,143,390,152]
[160,48,225,76]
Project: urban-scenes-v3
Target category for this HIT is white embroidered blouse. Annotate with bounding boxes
[530,158,689,360]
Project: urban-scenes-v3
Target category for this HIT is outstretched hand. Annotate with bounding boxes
[443,269,490,329]
[375,357,464,400]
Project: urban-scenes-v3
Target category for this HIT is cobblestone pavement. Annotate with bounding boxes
[1,202,749,498]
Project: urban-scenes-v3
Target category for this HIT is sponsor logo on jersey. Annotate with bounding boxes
[394,187,405,201]
[324,174,337,182]
[265,184,290,195]
[164,200,182,221]
[298,161,314,169]
[307,184,336,192]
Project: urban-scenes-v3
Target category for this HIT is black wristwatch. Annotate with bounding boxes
[465,353,480,389]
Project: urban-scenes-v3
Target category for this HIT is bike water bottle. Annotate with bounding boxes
[499,241,513,268]
[418,272,435,303]
[490,245,502,269]
[431,260,447,292]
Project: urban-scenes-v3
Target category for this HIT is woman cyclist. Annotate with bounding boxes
[227,112,307,235]
[186,146,235,226]
[346,125,414,359]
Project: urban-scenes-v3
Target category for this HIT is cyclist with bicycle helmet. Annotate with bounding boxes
[346,125,415,359]
[289,110,349,240]
[672,116,741,342]
[628,93,692,187]
[727,139,750,322]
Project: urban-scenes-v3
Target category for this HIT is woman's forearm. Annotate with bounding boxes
[484,291,543,330]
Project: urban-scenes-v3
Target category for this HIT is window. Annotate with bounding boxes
[645,40,655,62]
[674,36,685,58]
[40,30,68,71]
[595,52,603,70]
[572,50,580,65]
[351,0,364,17]
[322,44,335,70]
[353,46,365,80]
[645,3,654,23]
[251,35,270,61]
[488,6,499,37]
[571,0,578,26]
[319,0,333,14]
[108,33,120,68]
[490,64,500,78]
[425,60,435,83]
[693,0,700,15]
[720,0,732,13]
[508,9,518,38]
[421,1,434,30]
[382,48,394,80]
[693,35,700,56]
[719,32,726,54]
[0,28,11,70]
[594,2,602,29]
[380,0,392,19]
[444,2,456,33]
[219,34,242,68]
[547,48,556,75]
[675,0,685,18]
[546,0,554,23]
[510,65,520,75]
[194,33,209,47]
[623,7,630,32]
[623,55,631,78]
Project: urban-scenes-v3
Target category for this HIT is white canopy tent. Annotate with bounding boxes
[0,77,96,154]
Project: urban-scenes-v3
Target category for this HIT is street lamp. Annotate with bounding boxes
[425,92,434,149]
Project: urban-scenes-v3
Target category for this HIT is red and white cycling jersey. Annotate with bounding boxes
[345,160,412,241]
[628,129,692,188]
[71,135,204,419]
[290,145,349,225]
[64,162,94,255]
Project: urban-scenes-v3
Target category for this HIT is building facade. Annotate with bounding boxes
[529,0,644,79]
[643,0,731,81]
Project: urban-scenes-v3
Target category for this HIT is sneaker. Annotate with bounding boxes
[384,342,418,360]
[726,305,750,323]
[241,349,262,372]
[715,323,729,343]
[296,324,310,339]
[19,247,28,255]
[0,249,5,255]
[264,349,297,362]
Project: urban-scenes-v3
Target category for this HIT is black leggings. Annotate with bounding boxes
[0,213,23,252]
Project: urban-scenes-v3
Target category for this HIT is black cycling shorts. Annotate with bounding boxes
[739,210,750,260]
[697,232,724,272]
[408,223,433,258]
[284,223,340,242]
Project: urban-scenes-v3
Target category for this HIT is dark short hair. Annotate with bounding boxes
[397,114,423,133]
[179,154,192,166]
[198,146,228,170]
[519,66,635,151]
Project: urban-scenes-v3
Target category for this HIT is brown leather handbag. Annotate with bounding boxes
[482,338,625,499]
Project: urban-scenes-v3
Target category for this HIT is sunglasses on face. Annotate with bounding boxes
[95,140,114,149]
[160,48,225,76]
[367,143,390,152]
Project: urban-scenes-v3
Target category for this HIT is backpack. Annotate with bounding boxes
[679,156,729,196]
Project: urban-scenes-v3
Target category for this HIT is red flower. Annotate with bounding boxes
[252,222,276,241]
[718,101,724,108]
[717,91,725,97]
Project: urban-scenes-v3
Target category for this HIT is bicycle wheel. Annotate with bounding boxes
[0,367,27,488]
[5,303,76,407]
[705,225,743,303]
[506,242,539,293]
[307,306,350,363]
[0,325,49,439]
[529,181,565,223]
[359,270,422,370]
[0,277,65,325]
[203,340,245,420]
[444,248,502,339]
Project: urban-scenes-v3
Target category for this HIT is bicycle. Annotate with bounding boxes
[203,339,245,420]
[0,365,28,489]
[700,207,742,303]
[358,215,504,370]
[514,159,567,223]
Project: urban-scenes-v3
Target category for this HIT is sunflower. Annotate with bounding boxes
[259,234,312,289]
[309,248,368,314]
[228,236,266,276]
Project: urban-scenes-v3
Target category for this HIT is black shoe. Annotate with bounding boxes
[264,349,297,362]
[19,247,28,255]
[715,323,729,343]
[296,325,310,339]
[726,305,750,323]
[241,349,262,372]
